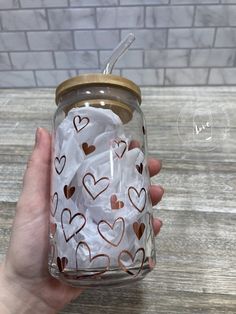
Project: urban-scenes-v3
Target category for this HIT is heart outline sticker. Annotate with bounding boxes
[57,256,68,273]
[112,139,127,159]
[118,248,145,277]
[97,217,125,247]
[128,187,147,212]
[82,173,109,200]
[76,241,110,278]
[54,155,66,175]
[73,115,89,133]
[51,192,58,217]
[61,208,86,242]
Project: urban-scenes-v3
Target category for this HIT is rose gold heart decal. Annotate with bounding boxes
[54,155,66,175]
[82,142,96,155]
[51,192,58,217]
[97,217,125,247]
[118,248,145,277]
[128,187,147,212]
[73,115,89,133]
[133,222,145,240]
[57,256,68,272]
[110,194,124,210]
[50,223,57,237]
[113,139,127,159]
[82,173,109,200]
[136,163,143,174]
[76,241,110,277]
[61,208,86,242]
[64,185,75,199]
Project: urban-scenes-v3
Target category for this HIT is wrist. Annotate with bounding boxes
[0,263,56,314]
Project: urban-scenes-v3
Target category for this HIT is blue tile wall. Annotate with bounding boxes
[0,0,236,87]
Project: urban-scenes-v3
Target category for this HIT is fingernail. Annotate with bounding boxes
[158,185,164,195]
[35,127,41,148]
[154,219,163,236]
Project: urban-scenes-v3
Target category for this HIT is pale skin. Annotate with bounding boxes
[0,128,164,314]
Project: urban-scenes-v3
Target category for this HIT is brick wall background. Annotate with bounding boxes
[1,0,236,87]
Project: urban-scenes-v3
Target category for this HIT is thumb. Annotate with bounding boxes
[5,128,51,275]
[16,127,51,221]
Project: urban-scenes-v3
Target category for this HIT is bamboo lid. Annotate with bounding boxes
[55,73,141,104]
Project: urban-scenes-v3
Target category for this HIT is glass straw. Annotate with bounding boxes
[102,33,135,75]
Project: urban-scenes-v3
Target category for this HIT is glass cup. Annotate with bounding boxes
[49,74,156,287]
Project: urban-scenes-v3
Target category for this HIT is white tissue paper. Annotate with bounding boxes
[50,106,154,276]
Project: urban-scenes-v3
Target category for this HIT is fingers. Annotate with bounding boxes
[128,140,140,150]
[148,158,161,177]
[149,185,164,206]
[17,128,51,215]
[152,218,163,236]
[149,185,164,235]
[127,141,164,237]
[8,128,51,272]
[148,157,164,208]
[149,184,164,236]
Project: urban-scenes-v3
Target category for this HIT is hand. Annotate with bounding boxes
[0,128,164,314]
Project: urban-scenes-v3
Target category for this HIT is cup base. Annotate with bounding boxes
[49,260,153,288]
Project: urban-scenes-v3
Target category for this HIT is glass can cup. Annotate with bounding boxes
[49,74,156,287]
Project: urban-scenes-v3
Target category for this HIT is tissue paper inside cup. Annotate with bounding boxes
[51,106,151,269]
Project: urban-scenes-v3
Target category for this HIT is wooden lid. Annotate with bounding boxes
[55,73,141,104]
